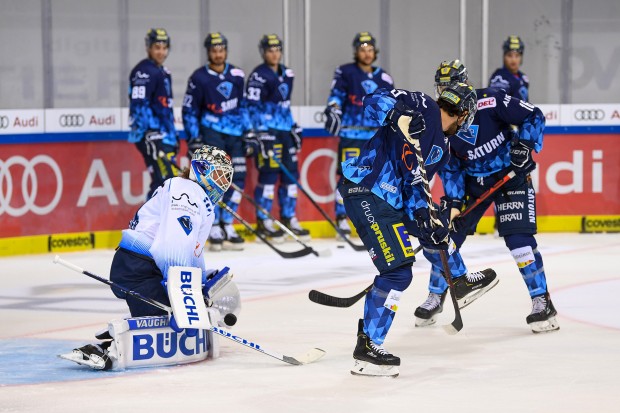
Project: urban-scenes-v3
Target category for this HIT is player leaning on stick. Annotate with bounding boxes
[339,84,497,377]
[414,60,559,334]
[128,28,179,199]
[59,146,241,370]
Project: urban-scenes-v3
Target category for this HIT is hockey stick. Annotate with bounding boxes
[53,255,325,366]
[308,244,423,307]
[459,170,516,218]
[217,202,316,259]
[229,182,331,258]
[267,150,366,252]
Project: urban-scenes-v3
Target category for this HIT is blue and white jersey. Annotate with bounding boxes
[245,63,295,132]
[327,63,394,140]
[128,58,176,146]
[488,67,530,102]
[118,177,215,281]
[342,88,450,218]
[182,63,251,138]
[440,87,545,200]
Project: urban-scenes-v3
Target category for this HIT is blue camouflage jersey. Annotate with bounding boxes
[327,63,394,139]
[489,67,530,102]
[342,88,450,218]
[440,87,544,200]
[245,63,295,131]
[182,63,251,138]
[128,58,176,146]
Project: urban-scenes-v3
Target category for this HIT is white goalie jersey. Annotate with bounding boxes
[118,177,215,278]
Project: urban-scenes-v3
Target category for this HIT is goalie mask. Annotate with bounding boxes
[434,59,468,98]
[189,145,233,204]
[439,82,477,132]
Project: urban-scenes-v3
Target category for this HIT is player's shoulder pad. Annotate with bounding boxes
[230,67,245,78]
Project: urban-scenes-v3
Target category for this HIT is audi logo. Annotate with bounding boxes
[0,155,63,217]
[59,114,85,127]
[574,109,605,121]
[314,110,326,124]
[0,116,9,129]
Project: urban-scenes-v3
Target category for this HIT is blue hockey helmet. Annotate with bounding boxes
[204,32,228,50]
[189,145,234,204]
[503,35,524,55]
[438,82,477,131]
[145,28,170,48]
[259,34,283,55]
[434,59,469,98]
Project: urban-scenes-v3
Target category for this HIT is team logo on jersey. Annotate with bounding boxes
[172,193,198,208]
[278,83,289,100]
[216,81,233,99]
[361,80,378,95]
[392,223,415,257]
[177,215,193,235]
[519,86,529,102]
[456,125,478,145]
[424,145,443,165]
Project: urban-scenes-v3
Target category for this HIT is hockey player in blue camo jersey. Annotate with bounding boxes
[60,145,239,370]
[489,36,529,102]
[324,32,394,236]
[414,60,559,334]
[340,84,497,377]
[129,28,179,199]
[182,32,252,252]
[245,34,309,242]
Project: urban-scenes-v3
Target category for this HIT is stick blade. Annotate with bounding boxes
[284,348,326,365]
[443,318,463,335]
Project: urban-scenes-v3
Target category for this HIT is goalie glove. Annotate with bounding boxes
[324,105,342,136]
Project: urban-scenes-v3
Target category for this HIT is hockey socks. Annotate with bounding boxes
[362,286,401,345]
[510,245,548,297]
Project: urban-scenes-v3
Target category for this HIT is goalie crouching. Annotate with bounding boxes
[59,145,241,370]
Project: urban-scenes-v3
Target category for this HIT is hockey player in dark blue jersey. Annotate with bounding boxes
[245,34,309,242]
[340,84,497,377]
[324,32,395,236]
[182,32,251,252]
[489,36,529,102]
[414,61,559,334]
[129,28,178,199]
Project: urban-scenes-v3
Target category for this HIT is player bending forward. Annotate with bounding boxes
[59,145,241,370]
[339,83,498,377]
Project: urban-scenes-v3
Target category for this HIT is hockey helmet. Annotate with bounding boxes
[189,145,234,204]
[145,28,170,48]
[439,82,477,131]
[503,35,524,55]
[434,59,468,98]
[259,34,283,55]
[204,32,228,50]
[352,31,377,50]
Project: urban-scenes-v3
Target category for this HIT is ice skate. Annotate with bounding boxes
[527,293,560,333]
[222,223,245,251]
[208,225,225,252]
[453,268,499,308]
[351,319,399,378]
[59,343,113,371]
[414,290,447,327]
[256,219,285,244]
[280,216,311,242]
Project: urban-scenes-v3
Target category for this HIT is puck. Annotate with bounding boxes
[337,245,345,249]
[224,313,237,326]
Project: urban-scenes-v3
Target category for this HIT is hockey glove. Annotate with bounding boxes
[385,101,426,143]
[414,207,451,250]
[439,196,464,230]
[291,124,303,151]
[324,105,342,136]
[244,131,274,159]
[242,130,258,157]
[187,136,204,158]
[510,139,536,175]
[169,314,199,338]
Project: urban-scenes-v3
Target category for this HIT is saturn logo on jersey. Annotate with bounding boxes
[177,215,193,235]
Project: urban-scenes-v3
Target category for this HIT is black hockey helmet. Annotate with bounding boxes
[204,32,228,50]
[259,34,283,55]
[352,31,377,50]
[503,35,524,55]
[434,59,468,98]
[145,28,170,48]
[438,82,477,131]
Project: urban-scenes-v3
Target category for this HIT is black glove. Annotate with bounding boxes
[439,196,465,232]
[510,139,536,175]
[243,131,274,159]
[385,101,426,143]
[324,105,342,136]
[187,136,203,158]
[414,206,450,250]
[242,130,258,157]
[291,124,303,151]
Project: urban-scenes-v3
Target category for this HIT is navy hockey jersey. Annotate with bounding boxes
[440,87,545,200]
[489,67,529,102]
[342,88,450,218]
[327,63,394,139]
[245,63,295,131]
[182,63,251,138]
[128,58,176,146]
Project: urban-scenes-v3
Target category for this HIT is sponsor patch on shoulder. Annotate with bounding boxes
[477,97,496,110]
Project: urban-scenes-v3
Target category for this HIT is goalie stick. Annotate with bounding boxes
[267,150,366,252]
[217,202,316,259]
[229,182,331,258]
[53,255,326,366]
